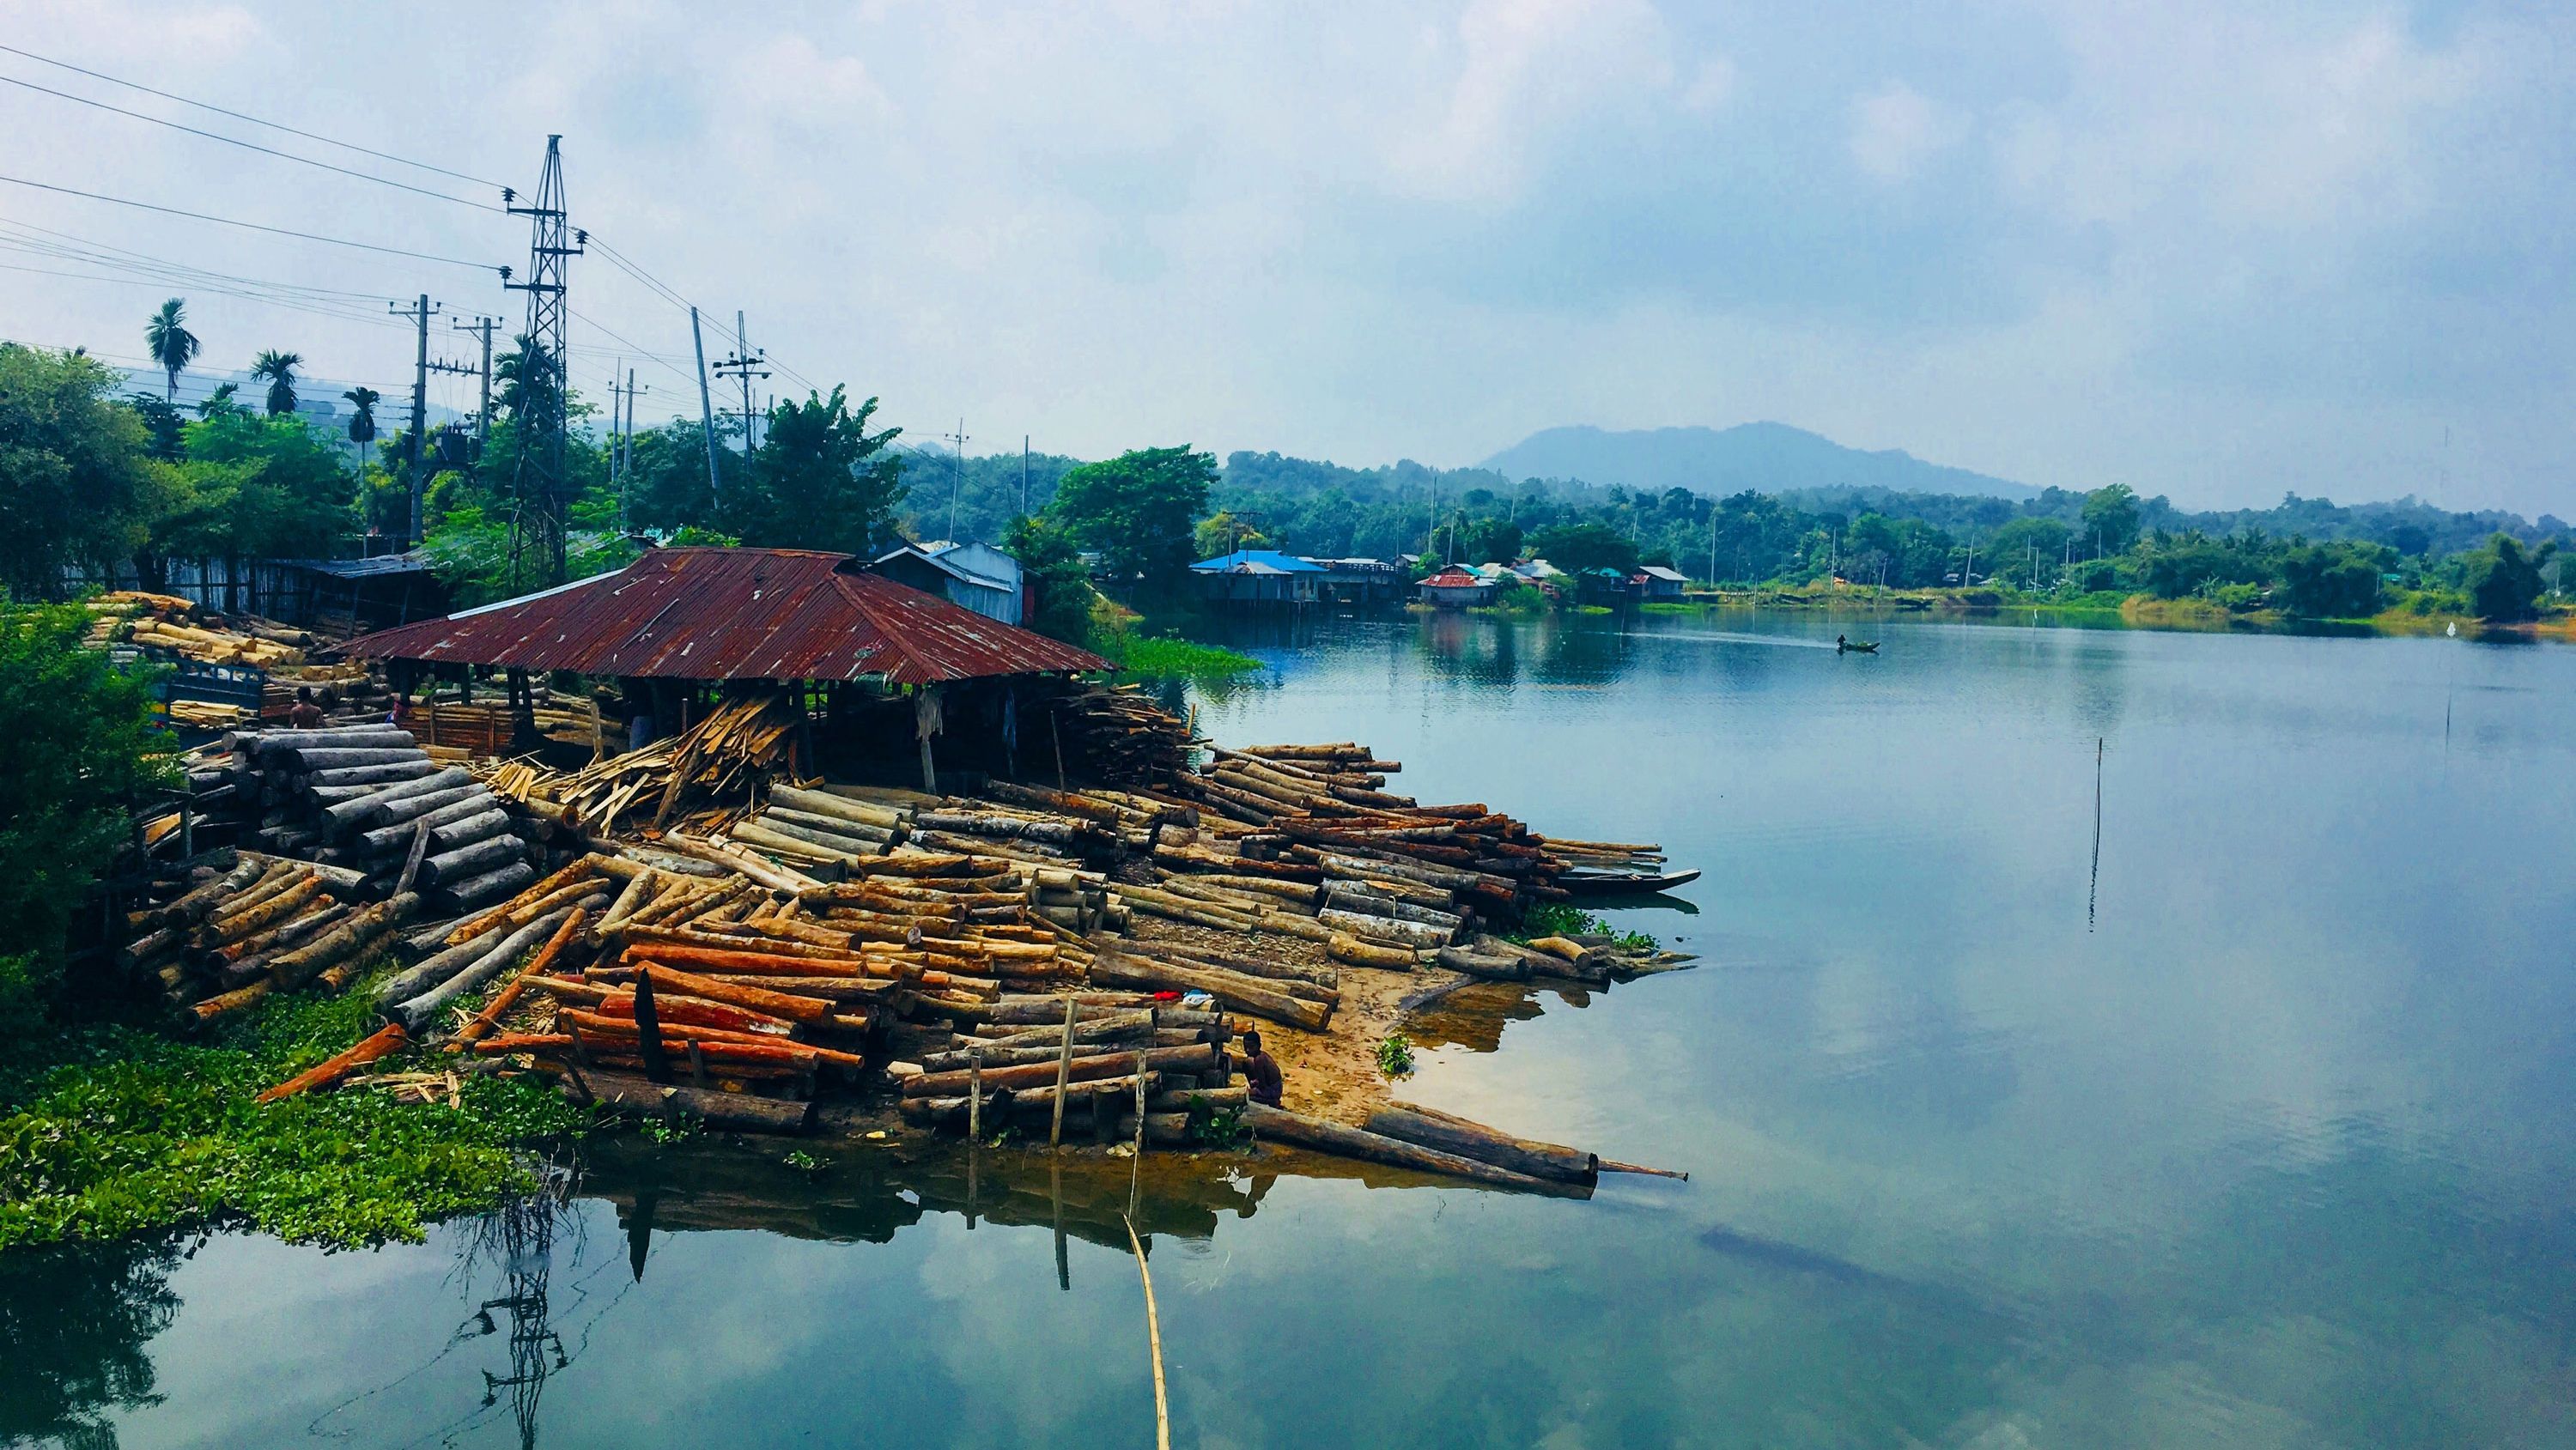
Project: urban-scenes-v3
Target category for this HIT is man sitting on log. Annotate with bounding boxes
[1239,1029,1284,1109]
[288,686,325,730]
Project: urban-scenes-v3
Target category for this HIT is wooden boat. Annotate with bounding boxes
[1835,637,1880,653]
[1555,867,1702,897]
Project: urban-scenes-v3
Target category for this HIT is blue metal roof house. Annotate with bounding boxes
[1189,549,1324,607]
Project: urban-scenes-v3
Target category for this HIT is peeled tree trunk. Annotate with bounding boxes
[383,905,573,1034]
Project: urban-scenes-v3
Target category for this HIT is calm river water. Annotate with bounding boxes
[9,610,2574,1448]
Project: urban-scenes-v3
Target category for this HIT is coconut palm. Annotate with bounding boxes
[196,381,240,419]
[249,349,303,416]
[144,298,199,401]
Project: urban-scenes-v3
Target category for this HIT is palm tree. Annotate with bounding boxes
[196,381,240,419]
[249,349,303,416]
[144,298,198,401]
[343,385,380,454]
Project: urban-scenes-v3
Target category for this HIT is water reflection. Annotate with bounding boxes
[0,1238,181,1447]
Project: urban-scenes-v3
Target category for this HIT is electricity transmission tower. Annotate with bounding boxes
[503,137,583,589]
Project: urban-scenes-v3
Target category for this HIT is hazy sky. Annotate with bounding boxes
[3,0,2569,515]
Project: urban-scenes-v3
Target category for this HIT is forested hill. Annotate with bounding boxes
[1480,423,2041,502]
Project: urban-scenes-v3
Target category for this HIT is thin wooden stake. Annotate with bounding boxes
[1050,709,1067,792]
[1129,1048,1148,1218]
[633,972,671,1083]
[1121,1213,1171,1450]
[968,1045,983,1142]
[1048,998,1078,1148]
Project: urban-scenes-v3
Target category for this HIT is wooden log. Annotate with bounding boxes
[319,767,477,832]
[359,794,501,855]
[440,861,538,911]
[416,834,524,889]
[905,1041,1216,1099]
[1115,937,1337,989]
[447,909,587,1050]
[137,858,264,933]
[1365,1103,1598,1184]
[1327,933,1422,971]
[630,963,835,1022]
[258,1023,409,1104]
[1088,953,1332,1031]
[1318,906,1454,950]
[660,832,821,892]
[280,747,430,771]
[264,892,419,992]
[1432,944,1529,980]
[301,760,441,791]
[200,875,325,946]
[383,907,568,1033]
[769,785,906,829]
[550,1066,814,1133]
[762,806,897,845]
[1241,1104,1573,1193]
[732,820,874,864]
[236,725,414,754]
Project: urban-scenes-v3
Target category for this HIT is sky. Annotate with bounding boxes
[2,0,2569,517]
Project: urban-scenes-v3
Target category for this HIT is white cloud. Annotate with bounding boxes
[1388,0,1674,202]
[1848,82,1966,182]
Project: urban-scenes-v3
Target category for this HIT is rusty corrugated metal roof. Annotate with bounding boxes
[337,547,1107,685]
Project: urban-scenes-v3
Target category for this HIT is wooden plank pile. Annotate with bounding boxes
[1049,684,1199,786]
[216,725,542,913]
[528,694,799,836]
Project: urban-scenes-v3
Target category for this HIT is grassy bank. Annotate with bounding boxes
[0,970,587,1251]
[1104,634,1263,678]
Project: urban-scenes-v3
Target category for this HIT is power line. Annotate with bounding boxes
[0,215,425,302]
[0,42,510,191]
[0,72,496,209]
[0,173,505,272]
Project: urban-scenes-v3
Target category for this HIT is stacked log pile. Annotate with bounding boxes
[119,851,419,1020]
[83,591,310,668]
[213,725,543,913]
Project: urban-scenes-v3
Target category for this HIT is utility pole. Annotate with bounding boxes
[605,358,623,507]
[503,135,582,587]
[389,294,440,546]
[944,419,969,540]
[617,367,644,529]
[451,315,497,444]
[690,306,720,501]
[1021,435,1030,519]
[713,313,769,456]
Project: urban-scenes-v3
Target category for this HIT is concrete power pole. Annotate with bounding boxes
[1022,434,1030,518]
[691,306,720,501]
[389,293,440,546]
[451,315,496,445]
[944,419,970,540]
[714,313,769,458]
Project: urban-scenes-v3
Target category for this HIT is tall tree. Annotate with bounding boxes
[194,381,241,419]
[2463,533,2558,622]
[0,344,155,598]
[727,386,906,555]
[1048,446,1216,594]
[248,350,302,417]
[143,299,199,402]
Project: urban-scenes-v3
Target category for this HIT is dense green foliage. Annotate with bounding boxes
[1004,514,1097,646]
[0,975,586,1250]
[1048,446,1215,594]
[0,345,157,598]
[1104,634,1261,678]
[2461,535,2559,622]
[0,604,173,1027]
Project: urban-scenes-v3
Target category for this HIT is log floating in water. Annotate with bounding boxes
[1240,1104,1580,1194]
[556,1066,815,1133]
[1364,1102,1598,1185]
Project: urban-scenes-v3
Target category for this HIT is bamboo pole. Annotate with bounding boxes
[1121,1214,1171,1450]
[1049,998,1077,1148]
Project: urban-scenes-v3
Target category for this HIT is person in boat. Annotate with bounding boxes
[1837,634,1846,649]
[1238,1028,1285,1108]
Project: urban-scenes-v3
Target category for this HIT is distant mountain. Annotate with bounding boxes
[1479,423,2042,502]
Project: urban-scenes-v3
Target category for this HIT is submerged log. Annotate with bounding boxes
[1241,1104,1576,1193]
[1364,1102,1599,1185]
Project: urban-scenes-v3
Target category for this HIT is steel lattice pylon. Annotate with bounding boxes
[505,136,582,588]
